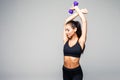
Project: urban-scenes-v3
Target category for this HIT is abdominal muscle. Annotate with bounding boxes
[64,56,80,69]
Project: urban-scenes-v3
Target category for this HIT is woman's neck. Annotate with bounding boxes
[69,33,78,41]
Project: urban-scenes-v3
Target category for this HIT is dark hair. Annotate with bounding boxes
[66,20,85,54]
[66,20,82,38]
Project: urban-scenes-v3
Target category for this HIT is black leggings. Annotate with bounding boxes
[62,65,83,80]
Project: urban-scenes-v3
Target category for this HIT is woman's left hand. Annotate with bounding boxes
[70,5,88,14]
[80,8,88,14]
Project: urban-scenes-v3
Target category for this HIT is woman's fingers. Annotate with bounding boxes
[84,8,88,13]
[80,8,88,14]
[69,5,88,14]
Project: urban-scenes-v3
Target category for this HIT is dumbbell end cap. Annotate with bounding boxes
[74,1,79,6]
[68,9,73,14]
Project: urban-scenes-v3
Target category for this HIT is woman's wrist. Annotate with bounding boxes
[74,6,83,13]
[74,6,79,10]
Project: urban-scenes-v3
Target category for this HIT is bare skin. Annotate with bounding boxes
[64,56,80,69]
[63,6,88,69]
[63,32,82,69]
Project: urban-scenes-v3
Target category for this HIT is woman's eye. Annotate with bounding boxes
[67,29,69,31]
[65,29,68,31]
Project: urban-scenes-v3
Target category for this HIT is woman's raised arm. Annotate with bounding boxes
[74,6,88,49]
[64,12,79,24]
[63,8,88,44]
[64,9,87,24]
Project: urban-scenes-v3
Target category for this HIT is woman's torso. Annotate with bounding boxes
[63,39,83,69]
[64,56,80,69]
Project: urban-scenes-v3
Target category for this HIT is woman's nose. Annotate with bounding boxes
[66,31,68,34]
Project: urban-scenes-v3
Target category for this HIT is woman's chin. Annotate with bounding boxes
[68,36,72,39]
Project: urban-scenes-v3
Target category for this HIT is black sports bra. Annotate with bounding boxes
[63,39,83,58]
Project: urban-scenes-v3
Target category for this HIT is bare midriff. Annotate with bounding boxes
[64,56,80,69]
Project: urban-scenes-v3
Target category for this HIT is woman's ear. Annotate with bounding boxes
[74,28,77,32]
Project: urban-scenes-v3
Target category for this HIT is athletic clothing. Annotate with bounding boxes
[63,39,84,80]
[62,65,83,80]
[63,39,83,58]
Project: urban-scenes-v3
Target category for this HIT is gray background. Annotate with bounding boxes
[0,0,120,80]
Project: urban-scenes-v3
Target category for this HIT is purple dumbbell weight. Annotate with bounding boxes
[74,1,79,6]
[68,1,79,14]
[68,9,73,14]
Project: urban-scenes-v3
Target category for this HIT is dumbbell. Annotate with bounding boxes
[68,1,79,14]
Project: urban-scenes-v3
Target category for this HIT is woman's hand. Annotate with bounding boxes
[80,8,88,14]
[70,5,88,14]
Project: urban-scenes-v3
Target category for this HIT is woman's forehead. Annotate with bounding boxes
[66,24,71,28]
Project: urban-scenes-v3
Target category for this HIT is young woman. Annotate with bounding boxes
[62,5,88,80]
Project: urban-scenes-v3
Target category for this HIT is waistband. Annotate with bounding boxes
[63,65,81,71]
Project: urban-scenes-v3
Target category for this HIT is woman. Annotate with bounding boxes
[63,5,88,80]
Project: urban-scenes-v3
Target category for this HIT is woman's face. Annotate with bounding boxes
[65,24,77,39]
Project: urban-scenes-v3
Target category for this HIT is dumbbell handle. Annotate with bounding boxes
[68,1,79,14]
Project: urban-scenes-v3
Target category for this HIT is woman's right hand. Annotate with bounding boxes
[80,8,88,14]
[70,5,88,14]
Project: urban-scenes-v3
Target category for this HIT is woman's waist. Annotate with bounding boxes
[64,61,80,66]
[64,56,80,62]
[64,57,80,69]
[63,63,80,69]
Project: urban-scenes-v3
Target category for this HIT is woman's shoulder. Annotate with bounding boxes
[63,39,68,45]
